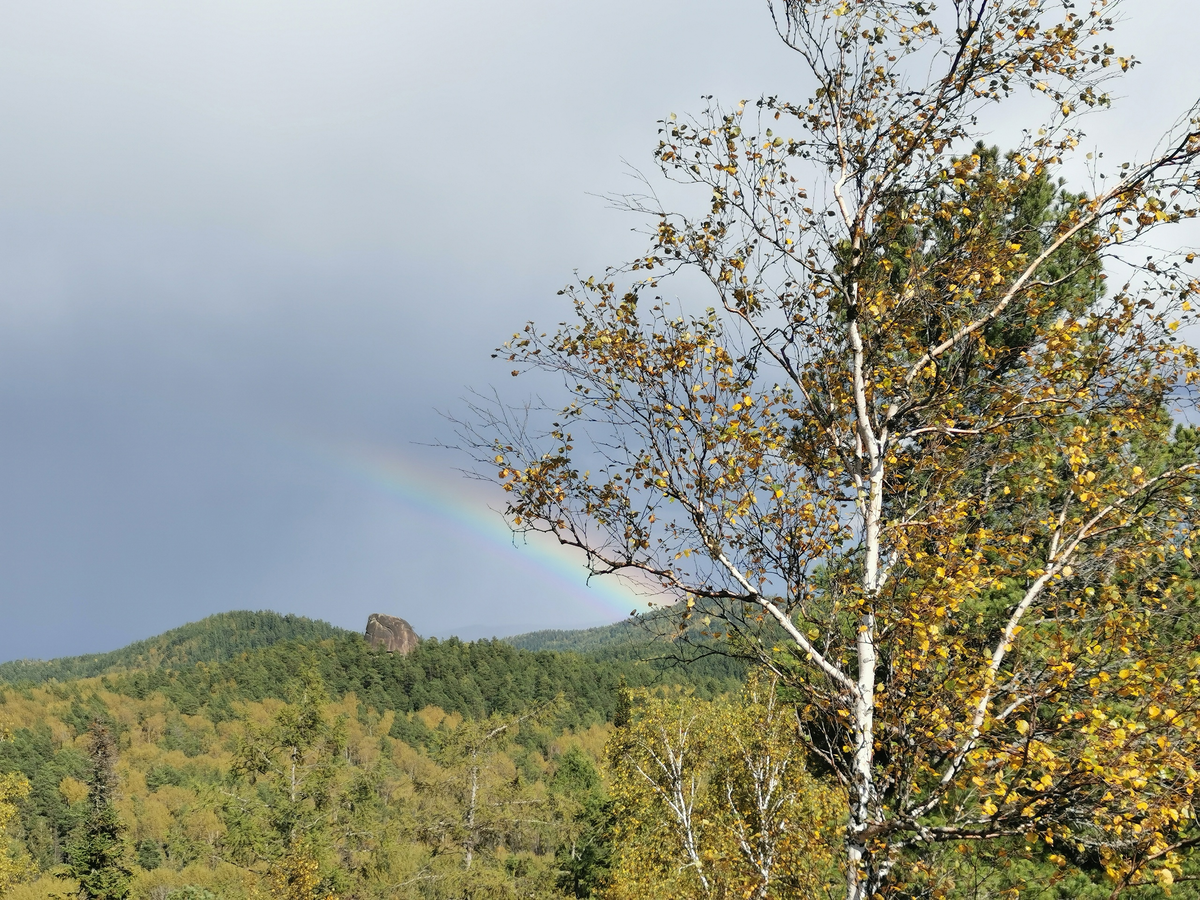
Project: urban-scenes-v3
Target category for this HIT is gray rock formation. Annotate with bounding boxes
[364,613,420,655]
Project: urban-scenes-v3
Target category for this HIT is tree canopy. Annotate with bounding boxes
[469,1,1200,896]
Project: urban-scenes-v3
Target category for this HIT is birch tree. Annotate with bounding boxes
[469,1,1200,896]
[605,680,836,900]
[222,674,347,900]
[0,769,31,895]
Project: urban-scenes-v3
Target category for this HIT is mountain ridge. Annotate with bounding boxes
[0,610,352,684]
[0,610,690,687]
[502,617,650,653]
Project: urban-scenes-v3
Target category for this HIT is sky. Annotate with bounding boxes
[0,0,1197,663]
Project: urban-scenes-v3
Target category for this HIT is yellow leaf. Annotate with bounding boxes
[59,776,88,806]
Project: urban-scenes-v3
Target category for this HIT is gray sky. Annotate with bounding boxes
[0,0,1196,662]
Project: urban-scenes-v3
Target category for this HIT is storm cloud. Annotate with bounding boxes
[0,0,1195,661]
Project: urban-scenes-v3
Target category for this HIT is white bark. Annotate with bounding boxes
[630,716,712,894]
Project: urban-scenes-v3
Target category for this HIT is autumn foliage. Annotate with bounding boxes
[472,0,1200,896]
[606,676,838,900]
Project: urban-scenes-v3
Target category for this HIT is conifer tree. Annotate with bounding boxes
[64,720,131,900]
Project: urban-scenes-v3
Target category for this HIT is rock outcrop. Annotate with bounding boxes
[364,613,420,655]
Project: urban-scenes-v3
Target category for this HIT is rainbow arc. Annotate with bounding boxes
[303,438,656,621]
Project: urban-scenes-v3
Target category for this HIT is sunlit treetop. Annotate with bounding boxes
[466,1,1200,897]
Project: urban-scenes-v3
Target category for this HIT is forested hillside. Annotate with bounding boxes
[0,613,351,686]
[0,612,1193,899]
[0,613,752,900]
[108,631,744,736]
[504,620,647,654]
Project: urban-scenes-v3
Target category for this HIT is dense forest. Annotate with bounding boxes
[0,611,743,900]
[503,621,651,654]
[0,614,352,686]
[2,611,1195,900]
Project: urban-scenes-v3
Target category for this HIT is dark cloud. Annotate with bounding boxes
[0,0,1195,661]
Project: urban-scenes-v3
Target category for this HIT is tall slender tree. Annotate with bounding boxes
[469,1,1200,896]
[0,750,31,893]
[64,721,131,900]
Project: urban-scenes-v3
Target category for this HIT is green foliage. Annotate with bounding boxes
[894,835,1200,899]
[0,769,32,894]
[0,612,350,686]
[0,723,89,870]
[221,671,348,900]
[110,634,743,735]
[549,748,611,899]
[505,620,650,653]
[604,677,840,900]
[64,721,132,900]
[0,612,759,900]
[164,888,216,900]
[2,609,1197,899]
[506,612,748,683]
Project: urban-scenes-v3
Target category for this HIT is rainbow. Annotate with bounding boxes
[296,437,655,621]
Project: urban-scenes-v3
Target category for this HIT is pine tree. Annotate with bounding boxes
[64,720,131,900]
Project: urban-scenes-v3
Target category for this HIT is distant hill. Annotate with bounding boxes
[503,617,650,653]
[0,610,353,685]
[0,613,749,900]
[504,607,712,655]
[504,605,779,686]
